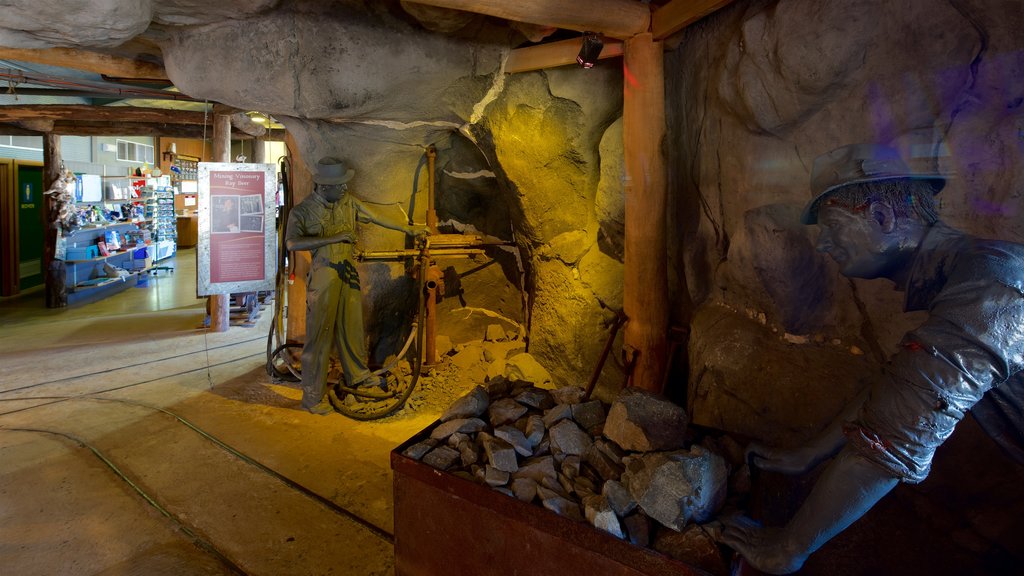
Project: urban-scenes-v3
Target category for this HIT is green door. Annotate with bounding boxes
[16,165,44,291]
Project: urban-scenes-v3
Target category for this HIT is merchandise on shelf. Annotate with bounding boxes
[142,185,177,261]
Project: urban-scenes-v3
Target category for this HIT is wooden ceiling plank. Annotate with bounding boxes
[652,0,736,40]
[48,121,270,140]
[0,104,205,125]
[407,0,650,39]
[0,47,168,81]
[506,37,624,74]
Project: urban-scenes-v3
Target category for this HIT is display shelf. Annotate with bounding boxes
[76,220,147,231]
[64,247,149,264]
[67,272,138,306]
[74,276,129,290]
[142,185,177,262]
[61,222,152,301]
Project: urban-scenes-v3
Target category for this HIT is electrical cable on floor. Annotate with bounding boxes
[0,351,264,417]
[0,395,395,543]
[0,427,249,576]
[0,336,266,396]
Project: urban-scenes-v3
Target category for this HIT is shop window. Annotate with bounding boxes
[0,135,43,150]
[116,139,155,164]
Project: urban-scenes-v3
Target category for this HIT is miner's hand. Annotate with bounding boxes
[408,225,431,238]
[328,231,356,244]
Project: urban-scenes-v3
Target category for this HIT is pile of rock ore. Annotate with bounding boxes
[401,377,751,574]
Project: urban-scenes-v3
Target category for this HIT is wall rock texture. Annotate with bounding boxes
[667,0,1024,445]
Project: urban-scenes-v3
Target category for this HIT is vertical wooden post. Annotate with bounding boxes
[284,131,311,344]
[622,33,668,393]
[42,133,66,308]
[253,136,267,164]
[208,112,231,332]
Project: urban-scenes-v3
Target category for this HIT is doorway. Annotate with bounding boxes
[0,160,45,296]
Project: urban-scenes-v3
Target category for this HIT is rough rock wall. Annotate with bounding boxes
[471,66,627,399]
[157,2,628,385]
[667,0,1024,445]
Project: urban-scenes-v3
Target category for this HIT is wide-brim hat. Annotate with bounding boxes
[801,143,946,224]
[313,156,355,185]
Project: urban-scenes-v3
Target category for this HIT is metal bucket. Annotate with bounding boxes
[391,425,713,576]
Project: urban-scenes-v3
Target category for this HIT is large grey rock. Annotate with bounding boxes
[515,387,555,410]
[422,445,461,471]
[479,432,518,473]
[571,400,606,432]
[542,403,574,428]
[488,398,528,427]
[671,446,729,524]
[402,439,438,461]
[484,324,506,342]
[504,353,555,389]
[484,466,510,487]
[494,425,533,457]
[602,479,636,517]
[624,447,728,531]
[512,456,558,487]
[687,304,874,446]
[537,485,583,521]
[440,385,490,421]
[524,415,546,448]
[430,418,487,440]
[582,494,625,539]
[549,419,593,457]
[511,477,538,502]
[551,385,587,405]
[621,513,651,548]
[603,388,688,452]
[584,442,624,482]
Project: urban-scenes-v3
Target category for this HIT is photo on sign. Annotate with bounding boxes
[240,194,263,215]
[240,214,264,233]
[212,195,240,234]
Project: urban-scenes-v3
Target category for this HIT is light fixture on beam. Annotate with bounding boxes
[576,33,604,69]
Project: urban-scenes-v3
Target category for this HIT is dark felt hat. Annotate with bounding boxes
[801,143,946,224]
[313,156,355,185]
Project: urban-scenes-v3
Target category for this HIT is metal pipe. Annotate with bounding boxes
[358,248,485,260]
[426,146,437,233]
[423,265,443,366]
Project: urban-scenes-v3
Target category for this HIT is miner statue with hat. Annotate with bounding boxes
[286,156,429,415]
[721,143,1024,573]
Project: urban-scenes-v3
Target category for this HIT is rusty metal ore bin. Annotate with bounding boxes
[391,424,713,576]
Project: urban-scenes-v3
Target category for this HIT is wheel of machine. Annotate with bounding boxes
[328,369,418,420]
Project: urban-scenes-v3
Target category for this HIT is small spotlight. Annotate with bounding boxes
[576,33,603,69]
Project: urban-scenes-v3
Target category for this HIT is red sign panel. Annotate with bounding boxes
[208,170,266,284]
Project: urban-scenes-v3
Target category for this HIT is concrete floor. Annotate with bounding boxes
[0,249,457,576]
[4,250,1024,576]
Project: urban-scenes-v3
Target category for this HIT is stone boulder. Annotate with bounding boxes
[603,388,688,452]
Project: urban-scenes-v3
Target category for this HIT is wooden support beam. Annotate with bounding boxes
[408,0,650,39]
[0,105,206,125]
[209,112,232,332]
[46,121,272,140]
[285,131,312,345]
[506,36,624,73]
[42,134,66,308]
[253,136,267,164]
[652,0,737,40]
[622,33,668,393]
[0,47,168,81]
